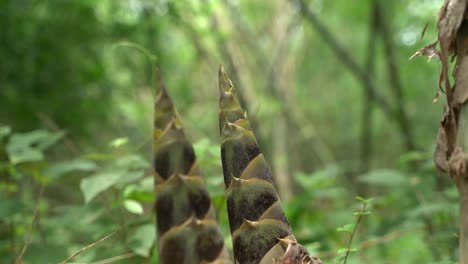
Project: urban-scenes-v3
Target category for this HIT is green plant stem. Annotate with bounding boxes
[343,202,367,264]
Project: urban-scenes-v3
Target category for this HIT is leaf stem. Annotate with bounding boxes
[343,201,367,264]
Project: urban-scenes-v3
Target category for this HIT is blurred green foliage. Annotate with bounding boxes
[0,0,460,263]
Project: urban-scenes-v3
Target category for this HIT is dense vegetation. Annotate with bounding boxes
[0,0,459,263]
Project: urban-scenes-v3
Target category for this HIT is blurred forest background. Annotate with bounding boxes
[0,0,459,263]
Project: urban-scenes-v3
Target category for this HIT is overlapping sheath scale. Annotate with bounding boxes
[153,73,231,264]
[218,66,322,264]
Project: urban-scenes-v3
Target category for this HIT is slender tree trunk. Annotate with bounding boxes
[426,3,468,263]
[453,17,468,264]
[375,0,415,152]
[360,0,378,175]
[457,105,468,263]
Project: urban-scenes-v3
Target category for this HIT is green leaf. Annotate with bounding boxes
[115,171,146,185]
[115,154,149,170]
[356,196,373,204]
[337,223,354,233]
[123,177,154,202]
[79,155,148,203]
[337,247,357,254]
[128,224,156,257]
[0,196,20,219]
[109,137,128,148]
[358,169,408,187]
[294,165,339,189]
[124,199,143,214]
[398,151,428,166]
[337,247,349,254]
[6,130,64,164]
[45,159,98,179]
[353,211,371,216]
[80,172,121,203]
[0,125,11,140]
[37,130,65,150]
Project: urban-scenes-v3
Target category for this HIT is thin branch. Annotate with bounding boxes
[59,226,125,264]
[90,252,137,264]
[291,0,393,118]
[14,185,44,264]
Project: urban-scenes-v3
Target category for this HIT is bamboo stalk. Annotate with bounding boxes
[153,72,231,264]
[218,66,322,264]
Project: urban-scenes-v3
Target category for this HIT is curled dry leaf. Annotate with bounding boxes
[422,0,468,177]
[437,0,468,104]
[409,39,441,61]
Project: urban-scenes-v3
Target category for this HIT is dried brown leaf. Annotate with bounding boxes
[438,0,467,43]
[437,0,468,104]
[409,39,441,61]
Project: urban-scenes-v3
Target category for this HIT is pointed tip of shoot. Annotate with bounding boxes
[218,65,234,94]
[155,71,173,107]
[155,68,164,94]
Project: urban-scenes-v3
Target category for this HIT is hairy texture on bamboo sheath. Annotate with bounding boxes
[153,73,231,264]
[218,66,322,264]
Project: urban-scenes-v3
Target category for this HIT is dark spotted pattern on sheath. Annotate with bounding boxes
[153,72,231,264]
[218,66,320,264]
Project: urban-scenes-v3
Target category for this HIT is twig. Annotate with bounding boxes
[14,185,44,264]
[59,226,125,264]
[90,252,137,264]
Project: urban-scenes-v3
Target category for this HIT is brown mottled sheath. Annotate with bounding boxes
[153,72,231,264]
[218,66,322,264]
